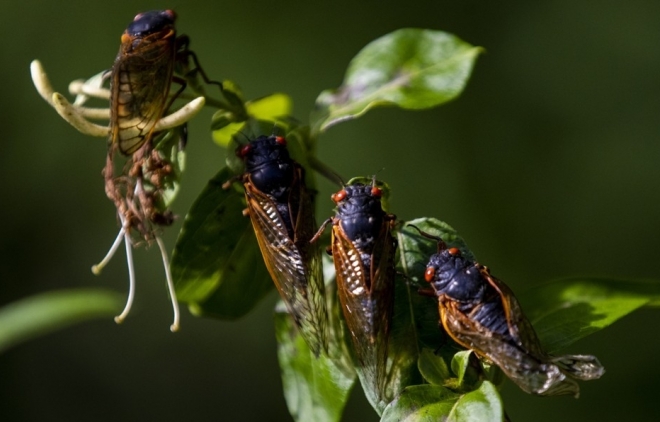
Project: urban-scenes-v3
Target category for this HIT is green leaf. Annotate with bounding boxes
[171,167,273,319]
[418,348,452,386]
[0,289,123,353]
[275,275,356,422]
[247,93,293,122]
[381,384,459,422]
[518,277,660,353]
[312,28,481,134]
[447,381,503,422]
[212,93,292,147]
[450,351,482,392]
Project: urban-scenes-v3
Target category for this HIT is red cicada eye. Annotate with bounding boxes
[164,10,177,19]
[448,247,461,256]
[238,144,251,158]
[332,190,347,203]
[371,187,382,197]
[133,12,144,21]
[424,267,436,283]
[275,136,286,146]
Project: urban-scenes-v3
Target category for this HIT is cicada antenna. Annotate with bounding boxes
[406,224,447,251]
[233,130,251,147]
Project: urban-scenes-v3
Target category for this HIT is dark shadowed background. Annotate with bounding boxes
[1,0,659,420]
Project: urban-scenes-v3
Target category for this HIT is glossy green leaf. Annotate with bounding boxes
[171,167,273,319]
[275,275,356,422]
[0,289,123,353]
[312,29,481,134]
[518,277,660,353]
[380,381,503,422]
[381,384,459,422]
[447,381,503,422]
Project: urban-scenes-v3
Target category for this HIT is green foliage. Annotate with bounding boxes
[0,289,123,353]
[311,28,482,134]
[170,167,272,318]
[275,278,356,422]
[519,278,660,353]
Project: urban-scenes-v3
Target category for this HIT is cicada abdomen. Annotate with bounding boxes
[414,227,605,397]
[316,179,397,399]
[235,134,328,356]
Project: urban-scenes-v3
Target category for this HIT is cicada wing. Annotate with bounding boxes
[440,298,580,397]
[481,269,606,384]
[368,219,397,357]
[245,183,326,356]
[332,222,395,399]
[551,355,605,381]
[111,37,176,155]
[479,267,547,358]
[289,168,328,352]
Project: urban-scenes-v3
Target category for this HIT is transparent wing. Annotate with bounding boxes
[245,177,327,355]
[111,37,175,155]
[440,298,580,397]
[479,267,547,358]
[481,269,605,383]
[332,220,396,398]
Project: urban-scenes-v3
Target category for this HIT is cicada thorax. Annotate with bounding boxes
[237,135,328,356]
[421,236,605,397]
[110,10,179,156]
[326,182,397,391]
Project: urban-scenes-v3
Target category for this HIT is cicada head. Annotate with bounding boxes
[331,181,387,253]
[121,10,177,49]
[408,225,486,303]
[237,135,294,200]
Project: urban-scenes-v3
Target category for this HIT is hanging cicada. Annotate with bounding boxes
[31,9,223,331]
[226,133,329,356]
[409,225,605,397]
[313,177,397,401]
[106,9,223,231]
[110,9,220,155]
[100,10,224,331]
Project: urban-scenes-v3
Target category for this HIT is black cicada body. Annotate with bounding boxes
[111,10,180,155]
[315,179,397,395]
[236,134,328,356]
[415,228,605,397]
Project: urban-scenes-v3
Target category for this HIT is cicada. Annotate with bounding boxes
[232,134,328,356]
[110,9,221,155]
[314,178,397,396]
[411,226,604,397]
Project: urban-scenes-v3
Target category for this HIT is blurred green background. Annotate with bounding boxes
[2,0,659,420]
